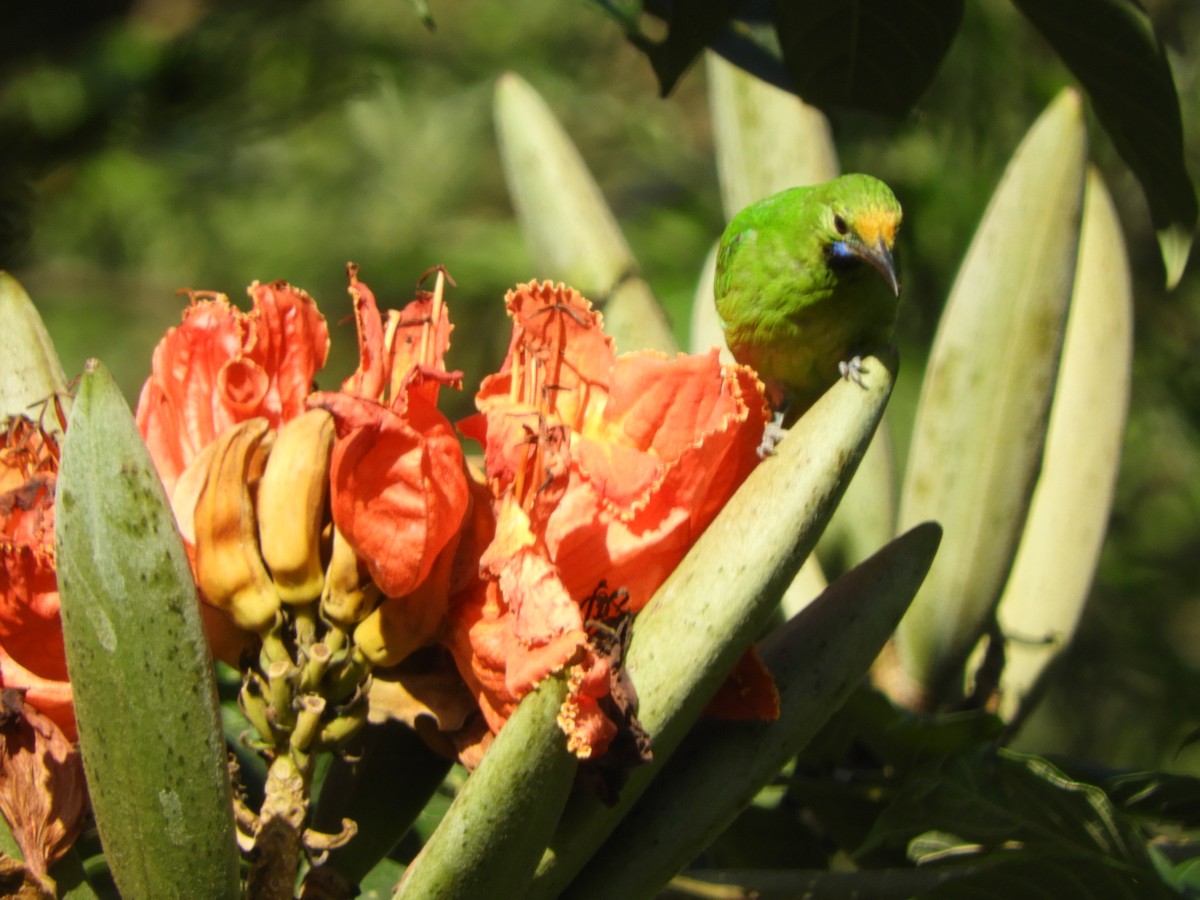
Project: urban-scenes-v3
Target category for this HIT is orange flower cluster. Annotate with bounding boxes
[0,266,774,773]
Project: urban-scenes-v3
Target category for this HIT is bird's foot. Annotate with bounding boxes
[838,355,869,389]
[757,411,787,458]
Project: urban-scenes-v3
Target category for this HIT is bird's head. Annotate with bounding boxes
[819,174,903,297]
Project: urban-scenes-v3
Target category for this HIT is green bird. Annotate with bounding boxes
[715,173,902,425]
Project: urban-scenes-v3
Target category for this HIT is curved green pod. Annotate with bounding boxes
[564,522,941,900]
[995,169,1133,726]
[55,360,240,899]
[393,676,574,900]
[0,271,68,428]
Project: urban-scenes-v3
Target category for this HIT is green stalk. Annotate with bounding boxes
[563,522,942,899]
[393,676,576,899]
[55,360,240,899]
[312,719,452,886]
[528,348,898,899]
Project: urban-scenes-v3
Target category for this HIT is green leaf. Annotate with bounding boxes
[55,360,240,900]
[773,0,964,116]
[663,866,986,899]
[1059,765,1200,829]
[862,748,1174,898]
[1009,0,1196,287]
[629,0,745,96]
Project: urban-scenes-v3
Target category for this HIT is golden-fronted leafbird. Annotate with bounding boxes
[715,174,902,425]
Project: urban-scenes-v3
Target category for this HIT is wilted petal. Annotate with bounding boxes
[366,646,478,757]
[0,690,87,879]
[703,645,780,721]
[0,422,72,741]
[557,649,617,760]
[444,579,518,736]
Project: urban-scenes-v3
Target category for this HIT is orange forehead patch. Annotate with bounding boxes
[854,209,899,248]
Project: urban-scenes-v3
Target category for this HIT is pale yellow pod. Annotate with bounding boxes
[994,169,1132,726]
[0,271,69,429]
[893,90,1087,706]
[494,71,676,354]
[257,408,335,605]
[320,524,380,626]
[194,419,279,633]
[352,534,458,668]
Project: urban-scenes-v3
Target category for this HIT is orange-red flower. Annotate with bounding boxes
[0,418,88,885]
[0,418,73,742]
[447,281,770,759]
[136,281,329,498]
[309,267,470,668]
[310,266,468,605]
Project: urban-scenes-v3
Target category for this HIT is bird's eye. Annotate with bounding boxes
[832,214,849,235]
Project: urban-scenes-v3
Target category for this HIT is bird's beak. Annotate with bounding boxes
[855,239,901,297]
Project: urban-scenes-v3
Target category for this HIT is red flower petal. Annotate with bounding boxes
[136,283,329,494]
[704,645,780,721]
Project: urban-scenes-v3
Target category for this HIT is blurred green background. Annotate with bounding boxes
[2,0,1198,770]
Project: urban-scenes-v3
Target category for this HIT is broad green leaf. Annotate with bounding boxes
[561,523,941,900]
[0,271,68,428]
[663,865,985,899]
[919,853,1175,900]
[1053,764,1200,829]
[774,0,964,116]
[55,360,239,900]
[893,90,1087,705]
[863,749,1173,898]
[1010,0,1196,287]
[493,71,676,354]
[393,676,575,899]
[995,169,1132,726]
[528,349,898,899]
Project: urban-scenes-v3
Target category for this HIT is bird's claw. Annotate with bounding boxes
[839,355,869,389]
[757,411,787,458]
